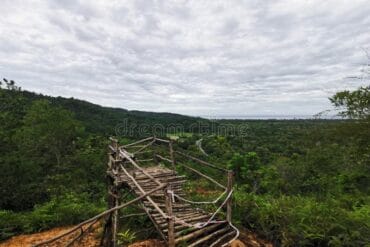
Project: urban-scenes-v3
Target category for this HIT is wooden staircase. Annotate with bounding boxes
[32,137,239,247]
[105,137,239,247]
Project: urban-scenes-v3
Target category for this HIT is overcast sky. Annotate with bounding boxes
[1,0,369,117]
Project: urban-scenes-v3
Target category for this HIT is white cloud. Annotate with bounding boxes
[1,0,369,117]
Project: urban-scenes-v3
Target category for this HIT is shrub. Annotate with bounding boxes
[233,189,370,246]
[0,193,104,241]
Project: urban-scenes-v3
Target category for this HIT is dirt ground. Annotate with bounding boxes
[0,225,272,247]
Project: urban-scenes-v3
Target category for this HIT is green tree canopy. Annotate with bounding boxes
[330,85,370,119]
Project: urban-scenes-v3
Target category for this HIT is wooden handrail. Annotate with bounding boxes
[156,154,172,163]
[154,137,170,143]
[122,137,154,148]
[119,149,162,186]
[178,162,226,190]
[175,151,229,172]
[133,139,156,154]
[33,183,166,247]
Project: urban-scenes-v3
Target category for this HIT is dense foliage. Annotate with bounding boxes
[0,84,369,246]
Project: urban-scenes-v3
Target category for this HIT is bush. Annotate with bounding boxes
[233,189,370,246]
[0,193,104,241]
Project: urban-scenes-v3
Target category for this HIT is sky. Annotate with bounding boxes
[1,0,370,117]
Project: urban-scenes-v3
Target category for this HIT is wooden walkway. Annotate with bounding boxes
[33,137,239,247]
[104,137,239,247]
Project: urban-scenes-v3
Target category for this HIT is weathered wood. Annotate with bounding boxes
[134,139,156,154]
[33,183,166,247]
[139,204,168,242]
[187,226,230,247]
[120,165,168,219]
[165,185,175,247]
[169,140,176,169]
[134,150,154,155]
[175,151,228,172]
[155,137,170,143]
[122,137,154,148]
[156,154,173,163]
[119,149,162,186]
[159,214,211,228]
[112,140,120,247]
[178,162,226,189]
[175,223,221,244]
[102,175,115,247]
[226,170,234,222]
[65,219,99,247]
[112,190,119,247]
[36,137,238,247]
[209,230,235,247]
[124,175,186,183]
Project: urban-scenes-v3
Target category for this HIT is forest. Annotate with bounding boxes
[0,83,369,246]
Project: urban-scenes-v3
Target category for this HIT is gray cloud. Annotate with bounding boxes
[1,0,369,117]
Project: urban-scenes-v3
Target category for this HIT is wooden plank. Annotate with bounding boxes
[119,150,162,186]
[209,230,235,247]
[120,165,168,220]
[187,226,229,247]
[175,223,221,244]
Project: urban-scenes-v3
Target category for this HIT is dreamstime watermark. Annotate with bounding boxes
[115,119,250,138]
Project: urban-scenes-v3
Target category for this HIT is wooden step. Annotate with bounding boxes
[175,223,222,244]
[187,226,230,247]
[209,230,236,247]
[114,164,235,247]
[158,214,211,228]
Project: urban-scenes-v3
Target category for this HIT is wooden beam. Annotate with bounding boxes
[165,185,175,247]
[175,151,228,172]
[169,140,176,170]
[156,154,172,163]
[120,165,168,220]
[122,137,154,148]
[226,170,234,222]
[133,139,156,154]
[119,149,162,186]
[178,163,226,190]
[155,137,170,143]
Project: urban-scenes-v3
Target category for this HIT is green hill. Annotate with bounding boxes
[1,89,207,136]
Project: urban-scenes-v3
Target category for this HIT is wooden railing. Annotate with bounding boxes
[34,136,236,247]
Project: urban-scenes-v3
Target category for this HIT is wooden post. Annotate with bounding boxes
[102,175,115,247]
[103,138,120,247]
[169,140,176,170]
[165,185,175,247]
[226,170,234,223]
[112,139,119,247]
[112,185,118,247]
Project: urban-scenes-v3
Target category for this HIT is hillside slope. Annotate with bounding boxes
[1,89,208,135]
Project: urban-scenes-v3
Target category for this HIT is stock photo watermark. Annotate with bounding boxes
[115,119,250,138]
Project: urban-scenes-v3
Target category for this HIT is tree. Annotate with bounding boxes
[228,152,263,193]
[11,100,84,204]
[0,78,21,91]
[16,100,83,167]
[330,86,370,119]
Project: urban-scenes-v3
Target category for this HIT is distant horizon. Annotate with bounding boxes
[199,114,341,120]
[3,86,343,120]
